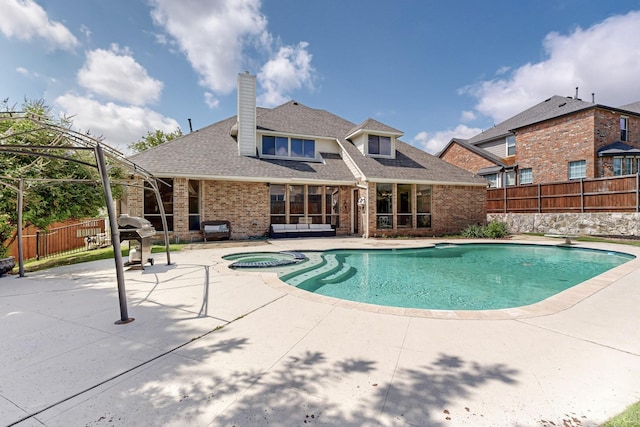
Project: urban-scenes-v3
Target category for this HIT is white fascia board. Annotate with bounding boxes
[158,172,355,186]
[334,138,367,181]
[258,130,334,141]
[367,177,488,187]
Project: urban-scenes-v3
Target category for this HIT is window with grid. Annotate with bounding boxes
[519,168,533,185]
[568,160,586,180]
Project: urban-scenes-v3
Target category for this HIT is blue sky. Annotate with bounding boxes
[2,0,640,154]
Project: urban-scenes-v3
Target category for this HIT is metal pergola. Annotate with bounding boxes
[0,111,171,324]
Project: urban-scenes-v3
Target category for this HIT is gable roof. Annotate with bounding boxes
[619,101,640,115]
[468,95,595,145]
[345,118,403,139]
[129,101,486,186]
[438,138,509,168]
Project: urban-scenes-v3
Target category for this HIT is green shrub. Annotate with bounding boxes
[485,220,510,238]
[461,221,510,239]
[461,224,486,238]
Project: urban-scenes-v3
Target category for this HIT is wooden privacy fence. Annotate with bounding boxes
[8,218,109,260]
[487,174,640,213]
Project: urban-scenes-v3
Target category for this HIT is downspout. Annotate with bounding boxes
[356,182,369,238]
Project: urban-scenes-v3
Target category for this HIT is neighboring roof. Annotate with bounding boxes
[477,165,504,175]
[438,138,509,167]
[129,100,486,186]
[619,101,640,115]
[597,141,640,157]
[467,95,595,145]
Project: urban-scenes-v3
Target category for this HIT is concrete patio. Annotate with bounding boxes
[1,237,639,426]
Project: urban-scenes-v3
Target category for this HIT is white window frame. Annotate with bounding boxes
[261,135,316,160]
[367,134,393,157]
[506,135,516,156]
[486,173,501,188]
[519,168,533,185]
[568,160,586,180]
[620,116,628,142]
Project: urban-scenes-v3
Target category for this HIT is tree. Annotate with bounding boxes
[129,128,183,153]
[0,98,114,254]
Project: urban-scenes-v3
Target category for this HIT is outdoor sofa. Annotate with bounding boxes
[201,220,231,241]
[270,223,336,238]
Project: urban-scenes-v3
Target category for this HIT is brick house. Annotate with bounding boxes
[439,95,640,187]
[123,72,487,241]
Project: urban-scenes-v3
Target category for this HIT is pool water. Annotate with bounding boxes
[279,244,634,310]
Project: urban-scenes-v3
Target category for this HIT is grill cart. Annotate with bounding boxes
[118,214,155,269]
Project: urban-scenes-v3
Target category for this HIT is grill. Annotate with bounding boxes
[118,214,155,269]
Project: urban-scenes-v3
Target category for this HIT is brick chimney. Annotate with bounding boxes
[237,72,256,156]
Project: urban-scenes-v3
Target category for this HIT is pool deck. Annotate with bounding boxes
[1,236,639,426]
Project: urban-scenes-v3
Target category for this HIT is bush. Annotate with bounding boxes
[0,214,12,258]
[461,224,486,238]
[461,221,510,239]
[485,220,510,238]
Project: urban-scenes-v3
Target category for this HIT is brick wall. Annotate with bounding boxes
[366,183,486,237]
[201,180,270,239]
[515,109,596,183]
[440,142,496,173]
[431,185,487,235]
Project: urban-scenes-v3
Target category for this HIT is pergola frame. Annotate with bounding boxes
[0,111,172,324]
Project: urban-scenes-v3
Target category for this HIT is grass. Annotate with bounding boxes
[11,243,184,273]
[601,402,640,426]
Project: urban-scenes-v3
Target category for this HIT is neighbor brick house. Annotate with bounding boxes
[439,94,640,187]
[123,72,486,241]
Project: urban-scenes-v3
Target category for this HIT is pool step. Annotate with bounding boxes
[282,253,341,287]
[319,262,356,284]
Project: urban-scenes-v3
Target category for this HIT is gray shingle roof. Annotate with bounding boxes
[437,138,508,167]
[619,101,640,114]
[346,118,403,138]
[467,95,595,145]
[129,100,485,186]
[341,138,486,184]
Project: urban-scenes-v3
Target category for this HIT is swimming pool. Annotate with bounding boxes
[277,243,634,310]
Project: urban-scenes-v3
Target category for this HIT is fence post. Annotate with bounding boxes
[503,185,507,213]
[35,230,40,260]
[636,171,640,212]
[537,183,541,213]
[580,179,584,213]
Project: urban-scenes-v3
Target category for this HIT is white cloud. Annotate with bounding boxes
[77,44,163,106]
[55,94,180,153]
[16,66,30,76]
[257,42,315,107]
[460,110,476,122]
[0,0,78,50]
[204,92,219,109]
[149,0,315,106]
[149,0,269,94]
[461,10,640,123]
[412,124,482,155]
